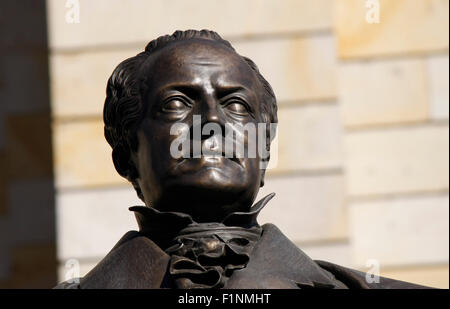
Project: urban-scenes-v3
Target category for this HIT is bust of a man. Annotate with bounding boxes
[56,30,428,289]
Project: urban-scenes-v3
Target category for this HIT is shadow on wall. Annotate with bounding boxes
[0,0,57,288]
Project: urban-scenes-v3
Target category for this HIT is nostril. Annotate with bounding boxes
[202,134,223,156]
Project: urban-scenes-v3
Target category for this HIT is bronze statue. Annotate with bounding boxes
[55,30,430,289]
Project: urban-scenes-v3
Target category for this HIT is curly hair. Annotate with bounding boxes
[103,29,278,198]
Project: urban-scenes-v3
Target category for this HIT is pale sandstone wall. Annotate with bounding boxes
[47,0,449,288]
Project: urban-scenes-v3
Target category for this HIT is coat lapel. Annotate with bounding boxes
[225,224,346,289]
[79,224,347,289]
[80,231,171,289]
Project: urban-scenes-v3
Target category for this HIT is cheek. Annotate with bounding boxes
[242,157,262,181]
[136,125,181,175]
[135,136,152,178]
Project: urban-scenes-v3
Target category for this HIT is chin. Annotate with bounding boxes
[167,158,248,191]
[168,171,248,197]
[154,175,257,221]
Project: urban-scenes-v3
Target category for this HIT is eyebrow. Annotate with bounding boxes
[215,85,249,98]
[166,85,201,100]
[157,84,252,100]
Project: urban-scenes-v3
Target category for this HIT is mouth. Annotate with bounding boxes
[189,146,242,165]
[177,135,243,166]
[202,155,241,167]
[171,139,247,176]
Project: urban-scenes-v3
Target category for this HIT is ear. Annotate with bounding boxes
[260,168,266,187]
[112,145,138,180]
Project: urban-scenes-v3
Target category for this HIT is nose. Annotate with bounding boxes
[201,94,222,125]
[198,94,227,143]
[188,93,226,146]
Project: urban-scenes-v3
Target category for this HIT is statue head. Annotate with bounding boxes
[104,30,277,222]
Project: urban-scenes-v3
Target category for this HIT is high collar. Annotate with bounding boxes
[78,223,347,289]
[129,193,275,249]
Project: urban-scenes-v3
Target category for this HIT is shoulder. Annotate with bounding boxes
[53,280,81,289]
[259,224,433,289]
[315,260,434,289]
[54,231,171,289]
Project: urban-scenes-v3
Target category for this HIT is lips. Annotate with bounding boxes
[201,153,242,166]
[194,150,242,166]
[180,134,242,165]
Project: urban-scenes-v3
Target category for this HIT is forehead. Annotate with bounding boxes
[141,39,261,91]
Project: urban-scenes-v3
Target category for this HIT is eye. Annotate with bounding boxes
[162,96,191,113]
[224,99,250,116]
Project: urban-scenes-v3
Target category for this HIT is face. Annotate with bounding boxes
[131,39,267,222]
